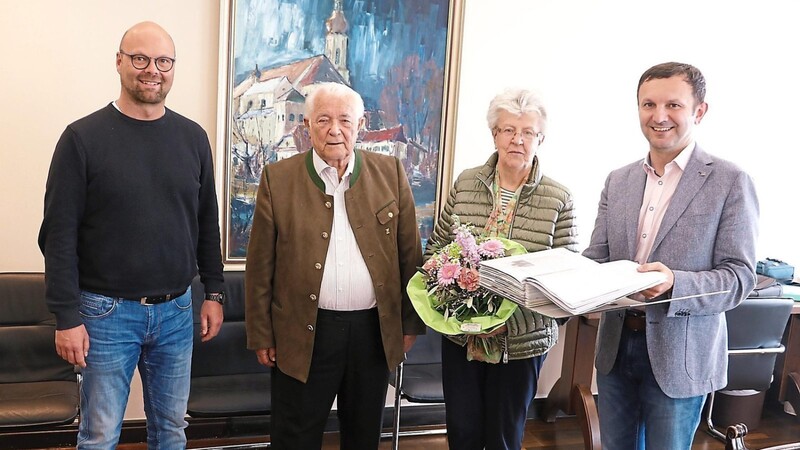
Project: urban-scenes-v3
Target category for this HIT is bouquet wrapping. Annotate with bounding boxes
[408,220,526,339]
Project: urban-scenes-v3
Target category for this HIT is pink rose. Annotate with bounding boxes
[457,267,480,292]
[422,256,440,275]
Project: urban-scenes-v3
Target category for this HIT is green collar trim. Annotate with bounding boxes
[304,149,363,192]
[305,151,325,192]
[350,149,362,187]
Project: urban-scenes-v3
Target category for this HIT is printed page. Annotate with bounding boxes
[528,259,666,314]
[479,247,597,282]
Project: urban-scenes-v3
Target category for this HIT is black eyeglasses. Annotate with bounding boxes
[118,50,175,72]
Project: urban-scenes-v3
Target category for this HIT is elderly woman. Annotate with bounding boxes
[425,88,578,449]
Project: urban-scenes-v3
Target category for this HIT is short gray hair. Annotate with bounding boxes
[486,88,547,133]
[304,82,365,119]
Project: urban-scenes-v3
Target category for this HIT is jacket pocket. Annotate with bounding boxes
[376,200,399,225]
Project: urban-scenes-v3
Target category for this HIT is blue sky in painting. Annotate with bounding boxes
[233,0,450,107]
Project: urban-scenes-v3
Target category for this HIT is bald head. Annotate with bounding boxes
[120,21,175,57]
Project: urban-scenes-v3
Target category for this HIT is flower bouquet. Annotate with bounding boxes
[407,219,527,338]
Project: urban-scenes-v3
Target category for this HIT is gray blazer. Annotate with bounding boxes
[583,145,759,398]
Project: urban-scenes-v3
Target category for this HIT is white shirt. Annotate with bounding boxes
[312,150,377,311]
[634,143,695,264]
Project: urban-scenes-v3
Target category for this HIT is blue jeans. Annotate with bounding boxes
[77,288,193,450]
[597,327,705,450]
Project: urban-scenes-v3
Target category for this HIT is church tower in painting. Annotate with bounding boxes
[324,0,350,84]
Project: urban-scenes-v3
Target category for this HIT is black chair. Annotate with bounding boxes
[706,297,794,441]
[388,327,446,449]
[0,273,80,429]
[186,272,271,446]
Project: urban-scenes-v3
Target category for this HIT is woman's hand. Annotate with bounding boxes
[475,324,507,339]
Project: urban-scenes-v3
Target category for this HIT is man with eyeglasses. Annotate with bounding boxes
[39,21,225,449]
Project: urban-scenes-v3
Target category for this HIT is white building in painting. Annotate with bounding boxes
[231,0,410,170]
[356,126,408,159]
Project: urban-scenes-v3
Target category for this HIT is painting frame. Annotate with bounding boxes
[215,0,465,265]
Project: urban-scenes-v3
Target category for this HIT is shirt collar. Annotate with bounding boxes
[642,141,696,174]
[311,148,355,180]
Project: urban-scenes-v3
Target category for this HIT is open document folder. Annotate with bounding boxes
[478,248,668,317]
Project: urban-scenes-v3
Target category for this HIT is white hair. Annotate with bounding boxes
[485,88,548,133]
[304,82,365,119]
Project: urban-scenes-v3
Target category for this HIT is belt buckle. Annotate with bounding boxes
[140,297,153,306]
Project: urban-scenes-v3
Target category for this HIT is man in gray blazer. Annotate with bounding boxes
[583,62,759,449]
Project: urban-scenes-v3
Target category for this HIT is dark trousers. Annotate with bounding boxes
[270,308,389,450]
[441,336,545,450]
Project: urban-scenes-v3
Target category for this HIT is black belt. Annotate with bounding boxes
[624,310,647,332]
[126,288,188,305]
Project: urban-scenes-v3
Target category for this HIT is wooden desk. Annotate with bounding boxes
[544,315,599,422]
[544,302,800,421]
[775,303,800,404]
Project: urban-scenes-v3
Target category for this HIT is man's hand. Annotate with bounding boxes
[55,325,90,368]
[637,262,675,300]
[256,348,277,367]
[199,301,224,342]
[402,334,417,354]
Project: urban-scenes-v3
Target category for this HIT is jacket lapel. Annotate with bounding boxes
[624,164,647,260]
[649,146,714,258]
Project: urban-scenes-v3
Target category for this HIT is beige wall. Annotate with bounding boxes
[0,0,220,271]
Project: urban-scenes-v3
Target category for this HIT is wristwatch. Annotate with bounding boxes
[205,292,225,305]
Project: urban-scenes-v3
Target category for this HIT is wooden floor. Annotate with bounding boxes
[104,398,799,450]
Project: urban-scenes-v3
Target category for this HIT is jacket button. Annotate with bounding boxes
[325,201,332,209]
[307,324,314,331]
[309,294,317,301]
[321,232,329,239]
[314,263,322,270]
[388,212,394,218]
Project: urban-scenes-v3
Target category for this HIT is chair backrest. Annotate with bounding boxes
[188,271,271,417]
[404,327,442,366]
[0,273,79,428]
[724,297,793,391]
[394,327,444,403]
[190,271,264,377]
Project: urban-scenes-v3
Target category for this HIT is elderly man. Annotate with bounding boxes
[245,82,424,449]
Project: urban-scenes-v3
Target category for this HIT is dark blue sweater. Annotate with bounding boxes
[39,104,224,329]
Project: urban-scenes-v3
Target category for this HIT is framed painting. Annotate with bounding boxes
[215,0,465,264]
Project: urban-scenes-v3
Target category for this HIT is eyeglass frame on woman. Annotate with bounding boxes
[493,126,544,143]
[118,50,176,72]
